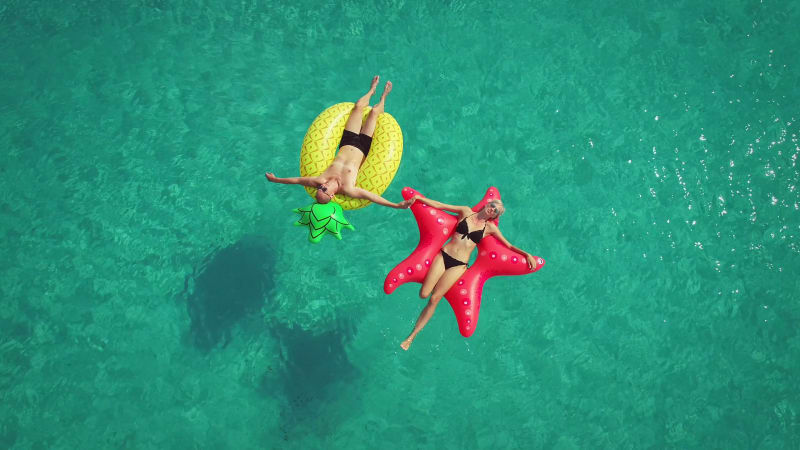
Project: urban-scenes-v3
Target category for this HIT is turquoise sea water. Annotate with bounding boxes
[1,0,799,448]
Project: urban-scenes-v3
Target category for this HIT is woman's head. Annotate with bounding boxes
[483,199,505,219]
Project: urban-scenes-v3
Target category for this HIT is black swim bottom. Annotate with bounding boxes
[441,249,467,270]
[339,130,373,156]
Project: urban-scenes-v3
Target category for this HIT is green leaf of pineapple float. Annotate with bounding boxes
[293,202,355,243]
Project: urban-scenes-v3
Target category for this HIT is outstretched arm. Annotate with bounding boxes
[345,187,412,209]
[410,195,472,216]
[487,224,538,270]
[265,172,320,188]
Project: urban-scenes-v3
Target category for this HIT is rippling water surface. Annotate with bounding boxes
[1,0,798,448]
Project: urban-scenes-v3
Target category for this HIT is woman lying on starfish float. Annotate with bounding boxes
[265,76,412,209]
[400,195,538,350]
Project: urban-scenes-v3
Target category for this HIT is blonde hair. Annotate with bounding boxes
[487,200,505,218]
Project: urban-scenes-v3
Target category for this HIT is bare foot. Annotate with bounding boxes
[371,81,392,115]
[400,338,412,351]
[356,75,380,108]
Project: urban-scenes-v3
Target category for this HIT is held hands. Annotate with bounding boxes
[400,195,423,209]
[398,198,415,209]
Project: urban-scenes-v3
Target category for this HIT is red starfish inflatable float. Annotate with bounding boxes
[384,186,545,337]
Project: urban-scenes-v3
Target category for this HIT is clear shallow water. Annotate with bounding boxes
[1,0,798,448]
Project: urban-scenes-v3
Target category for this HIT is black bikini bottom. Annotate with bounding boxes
[441,249,467,270]
[339,130,373,156]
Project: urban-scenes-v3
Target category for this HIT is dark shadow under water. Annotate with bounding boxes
[262,320,359,441]
[183,235,275,352]
[181,235,359,440]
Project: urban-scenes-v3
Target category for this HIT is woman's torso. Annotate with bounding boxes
[442,214,487,262]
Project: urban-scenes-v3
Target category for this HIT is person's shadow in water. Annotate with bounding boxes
[183,235,275,352]
[262,319,359,440]
[182,235,359,437]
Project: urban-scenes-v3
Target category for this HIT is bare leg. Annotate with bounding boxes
[401,264,466,351]
[344,76,379,133]
[360,81,392,137]
[419,253,445,299]
[401,297,441,351]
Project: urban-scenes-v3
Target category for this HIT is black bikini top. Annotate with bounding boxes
[455,214,486,244]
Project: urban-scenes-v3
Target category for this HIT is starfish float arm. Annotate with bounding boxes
[384,188,457,291]
[485,223,539,270]
[410,195,471,215]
